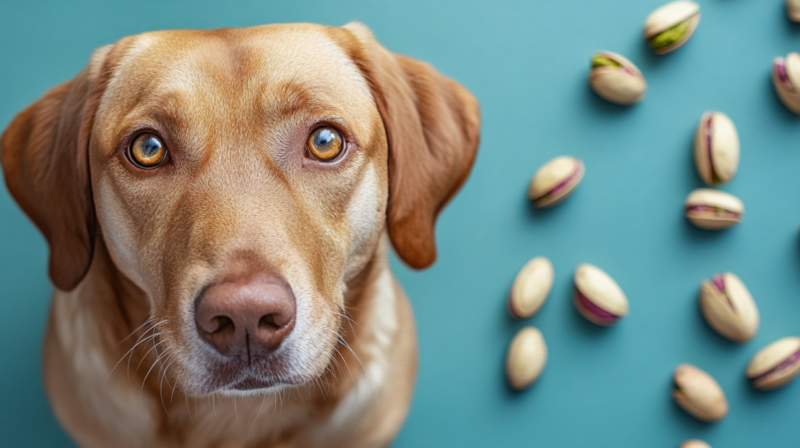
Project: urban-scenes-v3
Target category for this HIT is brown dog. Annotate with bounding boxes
[1,22,479,448]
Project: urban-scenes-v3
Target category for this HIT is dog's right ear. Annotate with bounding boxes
[1,45,113,291]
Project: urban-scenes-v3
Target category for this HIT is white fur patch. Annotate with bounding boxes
[343,165,382,282]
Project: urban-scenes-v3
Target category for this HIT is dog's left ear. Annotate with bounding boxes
[341,22,481,270]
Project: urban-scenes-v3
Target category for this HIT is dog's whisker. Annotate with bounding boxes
[139,339,171,393]
[114,316,154,347]
[250,393,268,431]
[335,333,364,374]
[126,320,168,380]
[334,306,361,329]
[134,331,171,374]
[157,351,175,417]
[107,320,166,384]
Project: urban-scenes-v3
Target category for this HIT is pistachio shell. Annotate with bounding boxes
[509,257,554,319]
[788,0,800,22]
[746,337,800,390]
[699,272,759,342]
[693,111,740,185]
[573,263,628,325]
[589,51,647,105]
[684,189,744,230]
[680,440,711,448]
[773,53,800,115]
[644,1,701,54]
[528,156,584,208]
[672,364,728,422]
[506,327,548,390]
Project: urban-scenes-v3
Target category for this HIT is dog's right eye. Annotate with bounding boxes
[129,133,167,168]
[307,126,344,162]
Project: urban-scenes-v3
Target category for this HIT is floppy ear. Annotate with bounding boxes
[1,45,112,291]
[342,22,481,270]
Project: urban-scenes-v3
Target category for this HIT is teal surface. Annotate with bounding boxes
[1,0,799,446]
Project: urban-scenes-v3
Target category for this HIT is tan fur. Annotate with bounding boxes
[2,23,479,448]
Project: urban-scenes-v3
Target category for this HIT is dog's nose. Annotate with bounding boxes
[195,274,296,357]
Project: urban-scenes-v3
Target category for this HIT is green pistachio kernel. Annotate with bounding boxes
[591,55,622,69]
[648,19,690,50]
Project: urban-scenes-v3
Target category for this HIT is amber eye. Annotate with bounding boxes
[307,126,343,161]
[129,133,167,168]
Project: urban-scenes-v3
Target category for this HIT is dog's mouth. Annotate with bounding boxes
[227,376,279,391]
[223,372,306,392]
[197,355,306,395]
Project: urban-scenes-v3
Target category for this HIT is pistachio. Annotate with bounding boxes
[788,0,800,22]
[694,111,740,185]
[672,364,728,422]
[573,263,628,326]
[506,326,548,390]
[680,440,711,448]
[644,1,701,54]
[699,272,759,342]
[684,189,744,230]
[589,51,647,105]
[509,257,554,319]
[746,337,800,390]
[528,156,584,208]
[772,52,800,115]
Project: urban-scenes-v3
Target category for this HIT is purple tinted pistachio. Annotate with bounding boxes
[686,205,740,218]
[575,288,619,322]
[712,274,725,293]
[775,57,794,91]
[710,274,736,310]
[750,346,800,384]
[533,162,582,202]
[703,116,721,184]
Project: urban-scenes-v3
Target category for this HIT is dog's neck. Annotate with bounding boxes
[50,233,400,447]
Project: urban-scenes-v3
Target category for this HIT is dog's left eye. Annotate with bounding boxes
[307,126,343,161]
[129,133,167,168]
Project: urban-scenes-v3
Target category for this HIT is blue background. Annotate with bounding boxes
[1,0,799,446]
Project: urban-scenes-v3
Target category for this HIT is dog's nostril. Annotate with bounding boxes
[259,313,279,330]
[214,316,235,334]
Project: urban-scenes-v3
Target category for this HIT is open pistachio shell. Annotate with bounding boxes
[699,272,759,342]
[773,52,800,114]
[573,263,628,326]
[528,156,585,208]
[746,337,800,390]
[509,257,554,319]
[589,51,647,105]
[672,364,728,422]
[506,326,548,390]
[684,189,744,230]
[694,111,740,185]
[788,0,800,22]
[644,1,701,54]
[680,440,711,448]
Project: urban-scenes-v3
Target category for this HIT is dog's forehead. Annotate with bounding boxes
[101,24,374,122]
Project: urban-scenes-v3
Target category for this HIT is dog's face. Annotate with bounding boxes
[92,25,390,394]
[2,23,479,396]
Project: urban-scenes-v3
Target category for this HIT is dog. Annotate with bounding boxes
[1,22,479,448]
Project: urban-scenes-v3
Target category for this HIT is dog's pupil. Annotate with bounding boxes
[315,129,334,147]
[142,136,162,156]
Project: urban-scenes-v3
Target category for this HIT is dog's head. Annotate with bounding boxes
[1,23,478,395]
